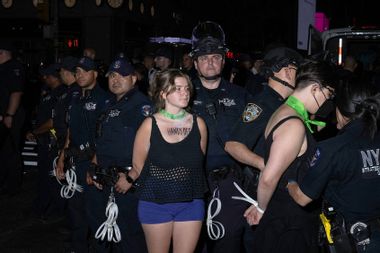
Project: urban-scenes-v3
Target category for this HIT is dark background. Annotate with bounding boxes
[0,0,379,63]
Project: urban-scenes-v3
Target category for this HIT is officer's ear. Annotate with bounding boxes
[131,74,137,85]
[93,70,98,79]
[194,60,199,71]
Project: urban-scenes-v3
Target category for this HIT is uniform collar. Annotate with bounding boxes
[339,119,365,136]
[264,85,285,102]
[112,87,137,103]
[81,83,100,99]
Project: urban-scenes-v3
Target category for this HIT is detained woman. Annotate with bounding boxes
[244,61,336,253]
[123,69,208,253]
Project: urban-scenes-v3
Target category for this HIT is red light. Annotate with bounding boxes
[226,51,234,59]
[67,39,73,48]
[73,39,79,47]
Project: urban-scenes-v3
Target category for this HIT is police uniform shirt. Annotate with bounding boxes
[95,88,152,165]
[228,85,284,157]
[300,119,380,223]
[191,78,251,170]
[68,84,109,148]
[0,59,25,114]
[52,83,80,142]
[36,84,66,127]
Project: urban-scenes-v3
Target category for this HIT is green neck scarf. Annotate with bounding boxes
[285,95,326,133]
[159,109,186,120]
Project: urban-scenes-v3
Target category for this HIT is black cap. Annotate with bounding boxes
[106,58,135,77]
[155,47,173,61]
[60,56,78,72]
[263,47,303,74]
[40,63,61,78]
[76,56,97,71]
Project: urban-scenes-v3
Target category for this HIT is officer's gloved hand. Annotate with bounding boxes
[115,173,132,194]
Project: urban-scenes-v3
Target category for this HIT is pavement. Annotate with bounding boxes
[0,169,70,253]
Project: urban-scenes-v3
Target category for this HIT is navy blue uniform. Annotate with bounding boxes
[67,83,109,253]
[90,87,151,253]
[0,58,25,194]
[229,85,285,158]
[227,85,286,251]
[191,77,252,253]
[33,84,66,218]
[52,83,80,149]
[300,120,380,253]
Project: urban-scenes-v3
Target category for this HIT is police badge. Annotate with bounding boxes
[242,103,262,123]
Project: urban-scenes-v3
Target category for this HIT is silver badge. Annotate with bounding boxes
[109,109,120,117]
[84,102,97,111]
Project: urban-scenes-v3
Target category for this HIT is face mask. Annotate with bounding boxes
[315,99,335,118]
[314,87,335,119]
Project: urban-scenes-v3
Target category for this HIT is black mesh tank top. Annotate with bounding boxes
[137,115,207,203]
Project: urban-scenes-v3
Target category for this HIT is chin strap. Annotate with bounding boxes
[199,73,222,81]
[270,76,295,90]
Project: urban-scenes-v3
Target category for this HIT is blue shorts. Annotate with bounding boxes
[138,199,205,224]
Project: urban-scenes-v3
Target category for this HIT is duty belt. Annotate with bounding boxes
[65,145,94,161]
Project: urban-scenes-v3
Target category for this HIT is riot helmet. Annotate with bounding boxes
[189,21,228,58]
[262,47,303,76]
[262,47,303,90]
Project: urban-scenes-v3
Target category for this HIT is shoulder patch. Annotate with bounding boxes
[310,148,321,167]
[141,105,152,117]
[242,103,262,123]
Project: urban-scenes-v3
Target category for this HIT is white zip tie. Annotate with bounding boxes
[206,188,225,240]
[95,189,121,243]
[231,182,264,214]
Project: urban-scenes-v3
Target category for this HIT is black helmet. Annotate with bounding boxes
[262,47,303,77]
[189,21,228,58]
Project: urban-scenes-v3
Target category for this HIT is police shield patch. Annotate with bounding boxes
[141,105,152,117]
[242,103,262,123]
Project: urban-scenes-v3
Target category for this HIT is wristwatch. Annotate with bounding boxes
[126,175,134,184]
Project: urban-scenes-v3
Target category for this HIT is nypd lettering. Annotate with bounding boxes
[84,102,97,111]
[193,100,203,106]
[242,103,262,123]
[361,148,380,178]
[218,98,236,107]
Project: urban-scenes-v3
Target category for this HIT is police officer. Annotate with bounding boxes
[288,81,380,253]
[225,47,303,182]
[56,56,109,252]
[53,56,80,150]
[88,58,151,252]
[189,21,252,253]
[0,41,25,196]
[26,63,66,220]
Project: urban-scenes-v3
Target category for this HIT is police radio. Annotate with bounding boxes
[206,102,217,119]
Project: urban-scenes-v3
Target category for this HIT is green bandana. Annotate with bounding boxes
[159,109,186,120]
[285,95,326,133]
